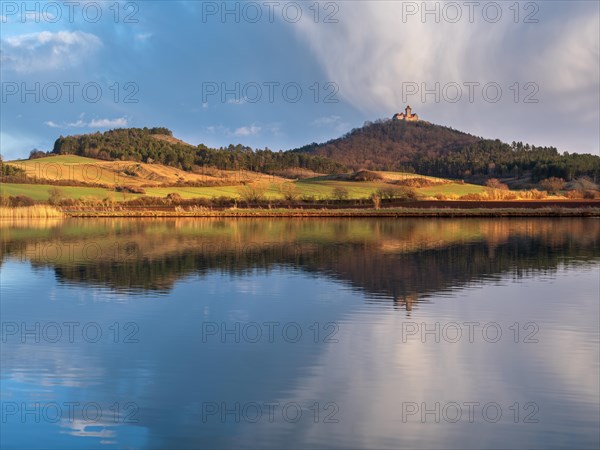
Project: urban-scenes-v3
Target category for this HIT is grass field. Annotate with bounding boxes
[0,179,487,202]
[0,182,135,201]
[3,156,488,201]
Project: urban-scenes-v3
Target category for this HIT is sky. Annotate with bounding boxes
[1,0,599,160]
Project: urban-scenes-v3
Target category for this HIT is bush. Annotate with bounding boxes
[166,192,183,204]
[279,183,299,201]
[485,188,518,200]
[238,184,267,202]
[115,185,146,194]
[9,195,35,207]
[394,177,442,188]
[519,189,547,200]
[486,178,508,190]
[583,190,600,199]
[351,170,383,182]
[459,193,485,201]
[565,190,584,199]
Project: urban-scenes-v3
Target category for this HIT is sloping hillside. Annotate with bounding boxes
[293,120,480,170]
[293,119,600,181]
[5,155,280,188]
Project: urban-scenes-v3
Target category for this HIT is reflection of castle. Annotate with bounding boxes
[393,106,419,122]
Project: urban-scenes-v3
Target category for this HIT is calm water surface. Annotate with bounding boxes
[1,218,599,449]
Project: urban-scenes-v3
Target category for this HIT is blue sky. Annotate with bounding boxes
[1,1,599,160]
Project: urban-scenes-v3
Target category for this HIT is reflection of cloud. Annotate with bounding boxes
[1,31,102,73]
[235,269,600,448]
[61,419,116,439]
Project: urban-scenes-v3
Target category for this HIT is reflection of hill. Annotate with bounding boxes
[2,219,598,308]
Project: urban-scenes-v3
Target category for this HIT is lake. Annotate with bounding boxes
[1,218,599,449]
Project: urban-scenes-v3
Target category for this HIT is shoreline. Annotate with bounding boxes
[63,207,600,218]
[3,202,600,219]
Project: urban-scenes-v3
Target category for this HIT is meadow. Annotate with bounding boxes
[3,155,486,202]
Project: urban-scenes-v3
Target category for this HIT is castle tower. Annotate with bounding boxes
[392,106,419,122]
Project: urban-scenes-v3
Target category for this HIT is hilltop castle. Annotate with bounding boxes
[393,106,419,122]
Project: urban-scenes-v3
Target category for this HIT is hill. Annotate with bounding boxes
[294,120,480,170]
[51,127,345,175]
[292,119,600,182]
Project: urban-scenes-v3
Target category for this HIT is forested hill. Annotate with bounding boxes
[51,127,345,174]
[48,122,600,182]
[292,119,600,181]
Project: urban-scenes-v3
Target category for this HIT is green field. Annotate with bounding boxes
[0,183,134,201]
[1,179,488,202]
[2,159,488,202]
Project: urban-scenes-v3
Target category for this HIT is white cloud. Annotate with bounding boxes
[44,117,128,129]
[135,32,153,42]
[294,5,599,114]
[293,3,599,152]
[1,31,102,73]
[233,125,261,137]
[205,123,277,139]
[312,115,349,133]
[88,117,128,128]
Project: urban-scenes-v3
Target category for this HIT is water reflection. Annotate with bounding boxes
[1,218,598,449]
[2,218,598,307]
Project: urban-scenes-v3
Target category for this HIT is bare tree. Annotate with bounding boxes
[539,177,566,195]
[331,187,349,201]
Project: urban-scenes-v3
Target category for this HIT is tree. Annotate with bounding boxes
[539,177,566,194]
[48,187,64,205]
[331,187,349,201]
[370,193,381,210]
[29,149,47,159]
